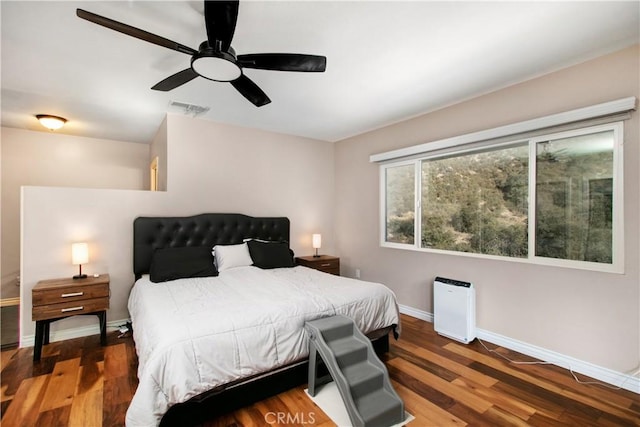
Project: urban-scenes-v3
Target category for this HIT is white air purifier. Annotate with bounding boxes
[433,276,476,344]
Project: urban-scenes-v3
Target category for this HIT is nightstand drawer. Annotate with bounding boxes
[32,296,110,321]
[314,259,339,274]
[319,266,340,275]
[32,283,109,306]
[295,256,340,276]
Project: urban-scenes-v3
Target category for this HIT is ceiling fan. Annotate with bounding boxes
[76,0,326,107]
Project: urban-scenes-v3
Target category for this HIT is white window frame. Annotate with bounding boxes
[527,122,624,273]
[379,159,418,249]
[379,121,624,274]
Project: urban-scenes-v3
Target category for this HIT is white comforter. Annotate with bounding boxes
[125,266,400,426]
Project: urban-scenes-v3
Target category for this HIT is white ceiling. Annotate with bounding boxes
[2,1,638,144]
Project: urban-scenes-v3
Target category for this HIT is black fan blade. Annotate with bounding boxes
[237,54,326,72]
[76,9,197,55]
[230,75,271,107]
[204,0,239,52]
[151,68,199,91]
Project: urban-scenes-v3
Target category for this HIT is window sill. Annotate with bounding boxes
[380,242,624,274]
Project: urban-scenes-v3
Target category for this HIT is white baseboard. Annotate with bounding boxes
[398,304,433,323]
[398,305,639,394]
[20,318,130,348]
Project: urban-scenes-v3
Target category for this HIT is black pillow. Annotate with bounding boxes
[247,240,295,269]
[149,246,218,283]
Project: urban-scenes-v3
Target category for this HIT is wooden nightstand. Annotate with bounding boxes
[295,255,340,276]
[32,274,110,361]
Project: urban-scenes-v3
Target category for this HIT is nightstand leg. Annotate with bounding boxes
[98,311,107,346]
[43,322,50,345]
[33,321,44,362]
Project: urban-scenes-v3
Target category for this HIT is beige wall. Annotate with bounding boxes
[20,115,334,341]
[1,128,149,299]
[149,117,168,192]
[334,45,640,373]
[167,114,335,251]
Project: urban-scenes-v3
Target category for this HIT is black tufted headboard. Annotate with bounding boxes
[133,213,290,279]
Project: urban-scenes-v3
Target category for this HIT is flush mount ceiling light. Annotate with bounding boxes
[36,114,67,130]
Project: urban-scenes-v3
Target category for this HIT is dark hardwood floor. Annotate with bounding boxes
[1,314,638,426]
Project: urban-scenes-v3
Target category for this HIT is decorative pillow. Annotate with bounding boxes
[247,239,295,269]
[149,246,218,283]
[213,242,253,272]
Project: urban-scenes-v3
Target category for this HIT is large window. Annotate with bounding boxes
[380,123,623,272]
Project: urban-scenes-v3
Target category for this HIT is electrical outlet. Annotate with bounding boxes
[355,269,361,279]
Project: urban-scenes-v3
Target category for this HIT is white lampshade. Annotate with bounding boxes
[71,243,89,265]
[312,234,322,249]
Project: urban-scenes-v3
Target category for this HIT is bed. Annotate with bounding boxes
[126,213,400,427]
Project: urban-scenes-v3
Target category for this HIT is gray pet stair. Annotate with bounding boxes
[306,315,404,427]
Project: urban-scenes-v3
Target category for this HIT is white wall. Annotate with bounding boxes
[1,127,149,299]
[20,115,334,342]
[334,45,640,375]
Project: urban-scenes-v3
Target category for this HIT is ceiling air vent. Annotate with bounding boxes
[169,101,210,117]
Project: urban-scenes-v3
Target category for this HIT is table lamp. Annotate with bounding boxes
[312,234,322,258]
[72,242,89,279]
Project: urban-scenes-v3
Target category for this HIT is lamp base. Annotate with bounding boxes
[73,274,87,280]
[313,255,321,258]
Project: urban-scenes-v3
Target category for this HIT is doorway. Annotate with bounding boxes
[1,297,20,349]
[150,156,159,191]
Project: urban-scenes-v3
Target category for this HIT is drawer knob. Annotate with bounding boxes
[61,292,83,298]
[321,263,331,267]
[61,306,84,313]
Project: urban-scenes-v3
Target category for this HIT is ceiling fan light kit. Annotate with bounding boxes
[191,44,242,82]
[76,0,326,107]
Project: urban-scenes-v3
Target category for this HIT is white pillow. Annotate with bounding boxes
[213,243,253,272]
